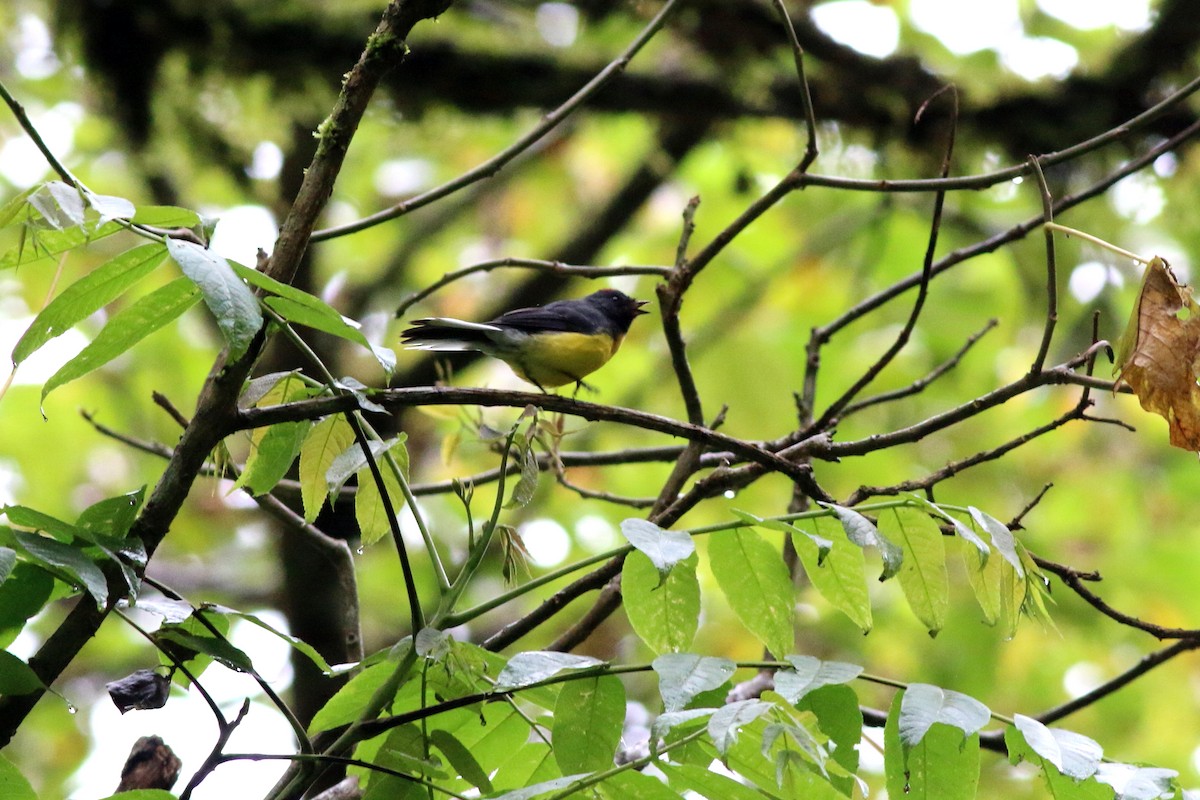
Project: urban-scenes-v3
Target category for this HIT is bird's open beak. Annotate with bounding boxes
[634,300,650,315]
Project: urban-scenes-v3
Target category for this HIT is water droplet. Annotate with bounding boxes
[723,489,736,499]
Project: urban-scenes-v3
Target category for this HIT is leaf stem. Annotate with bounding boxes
[1043,222,1152,265]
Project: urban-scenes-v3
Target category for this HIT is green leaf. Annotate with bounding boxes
[998,551,1028,639]
[230,261,396,375]
[623,550,699,654]
[167,238,262,360]
[9,530,107,607]
[505,433,539,509]
[76,488,145,547]
[355,458,405,547]
[490,742,560,793]
[326,436,407,497]
[620,518,695,574]
[968,507,1023,575]
[0,548,13,584]
[428,729,494,793]
[0,563,55,639]
[653,653,735,713]
[658,762,767,800]
[0,187,37,230]
[210,606,337,676]
[0,753,36,800]
[792,516,871,631]
[962,515,1001,625]
[879,507,949,635]
[733,511,833,563]
[130,597,195,624]
[1010,714,1102,780]
[898,683,991,745]
[797,684,864,796]
[708,699,773,755]
[130,205,202,228]
[885,692,980,800]
[299,415,356,522]
[599,770,679,800]
[553,674,625,774]
[0,650,43,695]
[919,499,989,561]
[309,657,393,734]
[83,191,136,224]
[490,774,590,800]
[1,219,123,270]
[708,527,795,658]
[155,628,253,673]
[3,505,79,542]
[650,708,716,741]
[12,243,167,365]
[824,502,903,580]
[494,651,603,691]
[28,181,86,229]
[42,276,201,403]
[1004,725,1112,800]
[364,724,443,796]
[234,373,313,496]
[415,626,452,660]
[435,702,527,790]
[773,655,863,703]
[98,791,179,800]
[1094,762,1178,799]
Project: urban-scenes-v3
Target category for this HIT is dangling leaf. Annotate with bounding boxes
[708,527,795,658]
[494,651,603,690]
[234,373,313,496]
[167,238,262,360]
[773,656,863,704]
[623,550,699,654]
[13,243,167,366]
[653,653,735,712]
[1114,256,1200,450]
[552,674,625,774]
[879,507,949,635]
[42,277,201,403]
[620,518,695,575]
[897,683,991,746]
[823,503,903,580]
[885,691,981,800]
[231,261,395,376]
[792,517,871,631]
[1009,714,1102,781]
[299,415,356,522]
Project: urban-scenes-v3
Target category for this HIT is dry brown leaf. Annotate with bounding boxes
[1114,256,1200,451]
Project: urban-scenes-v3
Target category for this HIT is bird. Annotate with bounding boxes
[401,289,648,393]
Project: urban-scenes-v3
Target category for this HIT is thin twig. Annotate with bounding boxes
[1011,483,1054,530]
[311,0,684,242]
[239,386,831,501]
[814,117,1200,344]
[817,342,1111,458]
[1008,639,1200,734]
[793,72,1200,195]
[840,318,998,417]
[394,260,668,318]
[1029,157,1058,373]
[812,86,955,429]
[844,395,1089,506]
[769,0,819,169]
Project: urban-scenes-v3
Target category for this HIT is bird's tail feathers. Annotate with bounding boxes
[401,318,502,351]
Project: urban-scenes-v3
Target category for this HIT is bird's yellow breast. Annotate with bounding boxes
[507,331,620,388]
